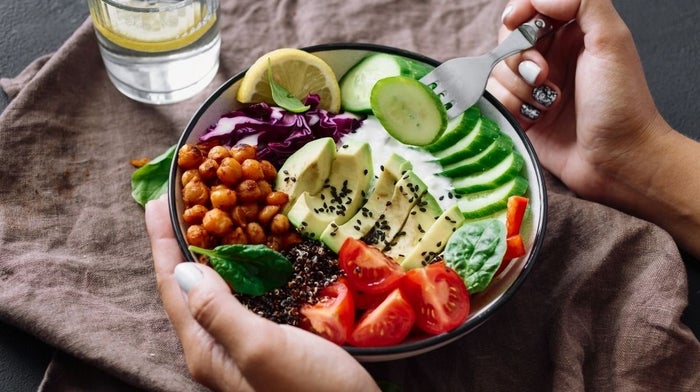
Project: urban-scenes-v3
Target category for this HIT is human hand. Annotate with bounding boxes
[487,0,673,204]
[145,194,379,392]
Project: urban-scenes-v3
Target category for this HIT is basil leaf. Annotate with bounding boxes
[267,59,310,113]
[443,219,506,294]
[131,145,175,207]
[189,244,294,296]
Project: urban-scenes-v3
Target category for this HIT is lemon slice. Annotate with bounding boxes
[237,48,341,113]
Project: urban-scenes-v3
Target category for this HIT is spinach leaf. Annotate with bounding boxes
[268,59,310,113]
[189,244,294,296]
[443,219,506,294]
[131,145,175,207]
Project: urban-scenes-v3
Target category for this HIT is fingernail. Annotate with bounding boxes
[518,61,541,85]
[501,4,513,23]
[532,85,558,107]
[520,103,541,120]
[174,263,203,293]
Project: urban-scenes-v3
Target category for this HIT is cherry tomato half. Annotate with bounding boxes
[349,286,389,310]
[338,238,405,294]
[400,261,470,335]
[300,279,355,345]
[347,287,416,347]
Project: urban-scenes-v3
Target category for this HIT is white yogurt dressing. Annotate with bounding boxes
[340,116,456,210]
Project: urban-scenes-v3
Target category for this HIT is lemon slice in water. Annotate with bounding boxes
[237,48,342,113]
[90,1,216,53]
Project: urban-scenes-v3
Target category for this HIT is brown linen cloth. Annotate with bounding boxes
[1,0,698,390]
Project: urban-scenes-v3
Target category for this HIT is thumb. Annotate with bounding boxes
[174,262,278,369]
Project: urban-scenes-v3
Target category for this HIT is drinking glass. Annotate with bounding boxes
[88,0,221,105]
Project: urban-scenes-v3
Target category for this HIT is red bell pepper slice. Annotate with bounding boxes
[505,196,529,237]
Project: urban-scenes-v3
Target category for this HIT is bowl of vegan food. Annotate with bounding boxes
[168,43,547,361]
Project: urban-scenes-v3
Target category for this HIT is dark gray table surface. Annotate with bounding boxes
[1,0,698,390]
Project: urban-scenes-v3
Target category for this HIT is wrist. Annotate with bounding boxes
[598,116,700,257]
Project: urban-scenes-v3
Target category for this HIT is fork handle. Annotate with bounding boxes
[488,14,558,63]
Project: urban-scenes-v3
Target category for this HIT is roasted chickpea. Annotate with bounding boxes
[232,204,259,227]
[183,204,208,225]
[202,208,233,236]
[260,160,277,180]
[266,191,289,206]
[210,188,237,211]
[217,157,243,186]
[186,225,212,248]
[281,231,303,247]
[181,169,201,187]
[245,222,266,244]
[182,179,210,206]
[258,205,280,226]
[270,214,291,234]
[207,145,230,162]
[266,235,283,251]
[198,158,219,181]
[241,159,265,181]
[222,227,247,245]
[241,203,260,221]
[231,205,248,227]
[257,180,272,198]
[178,144,204,170]
[236,179,262,203]
[230,144,256,163]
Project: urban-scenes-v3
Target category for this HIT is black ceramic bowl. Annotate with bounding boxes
[168,43,547,362]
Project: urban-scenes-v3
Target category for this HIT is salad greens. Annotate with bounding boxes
[131,144,175,207]
[268,59,310,113]
[188,244,294,296]
[443,219,507,294]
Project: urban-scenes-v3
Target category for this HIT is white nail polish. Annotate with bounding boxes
[518,60,541,85]
[501,5,513,23]
[174,263,203,293]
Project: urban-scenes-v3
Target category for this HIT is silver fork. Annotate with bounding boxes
[420,15,560,119]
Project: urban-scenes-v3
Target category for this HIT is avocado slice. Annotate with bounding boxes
[286,141,373,239]
[276,137,336,214]
[320,153,411,253]
[383,192,442,261]
[400,204,465,270]
[362,170,429,249]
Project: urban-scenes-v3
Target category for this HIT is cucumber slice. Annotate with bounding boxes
[340,53,433,113]
[433,116,500,166]
[424,106,481,153]
[439,134,514,178]
[456,176,529,219]
[371,76,448,146]
[451,151,524,194]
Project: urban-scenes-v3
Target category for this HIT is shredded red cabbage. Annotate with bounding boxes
[200,94,365,167]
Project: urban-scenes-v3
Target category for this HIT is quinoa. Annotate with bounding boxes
[234,238,342,326]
